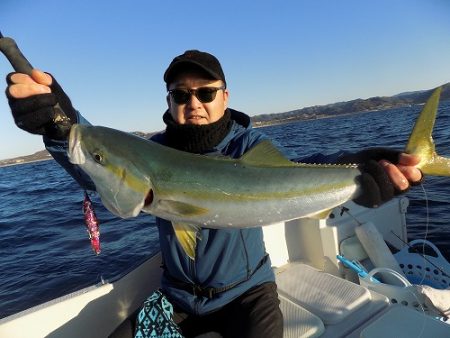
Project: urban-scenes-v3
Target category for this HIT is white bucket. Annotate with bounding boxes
[359,267,441,317]
[394,239,450,289]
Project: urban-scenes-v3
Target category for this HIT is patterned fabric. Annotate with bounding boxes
[134,290,183,338]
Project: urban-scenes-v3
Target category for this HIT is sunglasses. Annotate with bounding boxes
[168,86,225,105]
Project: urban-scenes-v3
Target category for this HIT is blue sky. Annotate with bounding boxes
[1,0,449,159]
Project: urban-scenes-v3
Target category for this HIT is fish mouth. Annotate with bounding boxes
[144,189,154,207]
[68,124,85,165]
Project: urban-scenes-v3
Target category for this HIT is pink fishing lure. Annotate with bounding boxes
[83,192,101,255]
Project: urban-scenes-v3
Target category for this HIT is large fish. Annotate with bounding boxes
[68,88,450,259]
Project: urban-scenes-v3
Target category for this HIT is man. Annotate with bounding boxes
[5,50,422,337]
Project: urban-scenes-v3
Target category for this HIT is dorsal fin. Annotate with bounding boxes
[239,140,295,167]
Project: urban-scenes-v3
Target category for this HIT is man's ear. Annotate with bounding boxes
[223,89,229,110]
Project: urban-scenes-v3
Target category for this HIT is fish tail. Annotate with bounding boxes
[405,87,450,176]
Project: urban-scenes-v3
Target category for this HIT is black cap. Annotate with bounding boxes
[164,50,226,87]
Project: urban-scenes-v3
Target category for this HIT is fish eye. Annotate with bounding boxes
[92,152,104,164]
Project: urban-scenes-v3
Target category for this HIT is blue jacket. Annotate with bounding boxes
[44,109,275,315]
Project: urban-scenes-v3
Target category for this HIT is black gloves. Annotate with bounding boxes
[6,73,77,140]
[338,148,402,208]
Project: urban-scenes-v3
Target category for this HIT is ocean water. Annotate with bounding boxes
[1,101,450,319]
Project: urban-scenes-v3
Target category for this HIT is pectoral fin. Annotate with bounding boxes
[158,200,209,217]
[308,209,333,219]
[172,222,201,260]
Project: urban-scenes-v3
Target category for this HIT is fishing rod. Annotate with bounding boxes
[0,32,102,255]
[0,31,72,138]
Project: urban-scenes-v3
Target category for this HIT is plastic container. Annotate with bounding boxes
[359,267,441,317]
[394,239,450,289]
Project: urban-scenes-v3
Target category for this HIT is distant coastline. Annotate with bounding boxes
[2,82,448,167]
[253,110,363,128]
[0,131,156,167]
[0,150,53,168]
[251,82,449,128]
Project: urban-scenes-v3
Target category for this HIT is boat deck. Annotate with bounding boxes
[276,262,449,337]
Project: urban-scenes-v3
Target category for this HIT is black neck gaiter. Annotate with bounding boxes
[163,109,232,153]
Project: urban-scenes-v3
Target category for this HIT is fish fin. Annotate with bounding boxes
[172,222,200,260]
[308,209,333,219]
[405,87,450,176]
[158,200,209,217]
[239,140,295,167]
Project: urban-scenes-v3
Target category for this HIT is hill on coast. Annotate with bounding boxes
[251,83,450,127]
[0,149,53,167]
[2,83,449,166]
[0,131,155,167]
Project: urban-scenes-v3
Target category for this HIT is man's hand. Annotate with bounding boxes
[338,148,423,208]
[380,153,422,191]
[6,69,76,139]
[7,69,52,97]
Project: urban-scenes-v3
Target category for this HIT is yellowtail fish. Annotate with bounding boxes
[68,88,449,259]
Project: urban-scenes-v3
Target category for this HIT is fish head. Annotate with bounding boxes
[68,124,153,218]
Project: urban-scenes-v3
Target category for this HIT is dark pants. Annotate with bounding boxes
[109,282,283,338]
[173,282,283,338]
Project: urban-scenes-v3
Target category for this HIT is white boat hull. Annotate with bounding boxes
[0,253,162,338]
